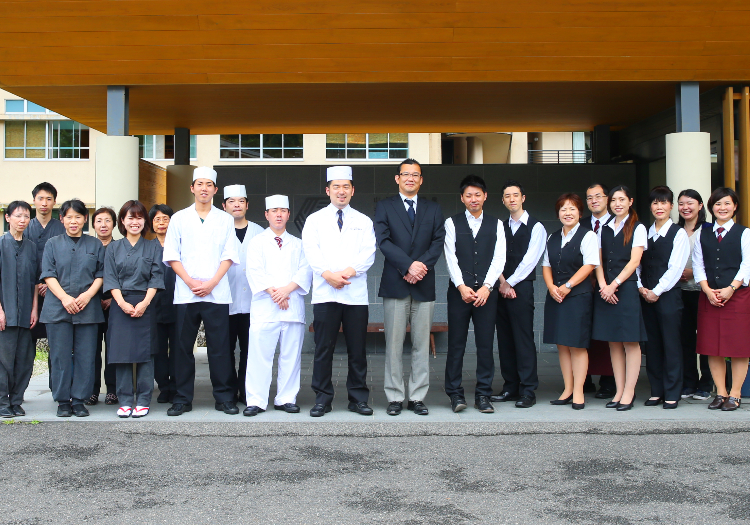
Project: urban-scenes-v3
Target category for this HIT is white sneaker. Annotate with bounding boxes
[117,406,132,418]
[132,406,149,418]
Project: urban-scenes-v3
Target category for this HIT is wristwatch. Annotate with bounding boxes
[731,284,737,291]
[615,278,622,286]
[484,283,494,292]
[565,281,572,289]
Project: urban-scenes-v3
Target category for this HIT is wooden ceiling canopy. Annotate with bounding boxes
[0,0,748,134]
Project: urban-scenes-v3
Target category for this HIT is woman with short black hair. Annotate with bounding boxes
[692,187,750,411]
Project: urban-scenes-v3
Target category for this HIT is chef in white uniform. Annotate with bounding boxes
[243,194,312,416]
[222,184,264,404]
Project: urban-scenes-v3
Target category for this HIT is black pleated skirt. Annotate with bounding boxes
[591,280,648,343]
[543,291,593,348]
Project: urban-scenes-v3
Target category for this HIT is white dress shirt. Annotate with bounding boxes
[590,212,611,233]
[635,219,690,296]
[162,204,240,304]
[444,210,507,289]
[681,228,701,291]
[692,219,750,287]
[228,221,265,315]
[542,223,600,268]
[597,215,648,248]
[505,211,548,287]
[301,203,376,305]
[399,192,417,214]
[245,229,312,324]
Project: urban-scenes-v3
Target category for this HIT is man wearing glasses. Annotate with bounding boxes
[374,159,445,416]
[580,183,617,399]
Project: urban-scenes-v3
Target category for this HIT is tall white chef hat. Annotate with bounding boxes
[326,165,353,182]
[223,184,247,199]
[192,166,217,184]
[265,194,289,210]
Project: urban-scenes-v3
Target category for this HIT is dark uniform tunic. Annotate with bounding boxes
[23,217,65,339]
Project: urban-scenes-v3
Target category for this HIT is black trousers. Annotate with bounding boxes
[585,374,616,391]
[228,313,250,402]
[681,289,713,392]
[173,302,233,404]
[496,280,538,398]
[445,285,497,399]
[311,302,369,406]
[93,319,116,396]
[642,288,684,402]
[0,327,35,409]
[154,321,176,395]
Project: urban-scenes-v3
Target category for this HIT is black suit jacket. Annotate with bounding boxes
[374,195,445,301]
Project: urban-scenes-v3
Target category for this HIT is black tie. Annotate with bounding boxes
[405,199,415,226]
[337,209,343,231]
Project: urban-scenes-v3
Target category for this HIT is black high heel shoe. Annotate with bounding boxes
[572,402,585,410]
[550,394,573,406]
[644,397,663,407]
[616,395,636,411]
[605,400,620,409]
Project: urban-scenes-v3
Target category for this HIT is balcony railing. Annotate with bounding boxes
[528,149,592,164]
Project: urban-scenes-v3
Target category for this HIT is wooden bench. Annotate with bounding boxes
[308,321,449,357]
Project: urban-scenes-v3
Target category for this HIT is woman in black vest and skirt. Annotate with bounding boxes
[592,185,648,411]
[543,193,599,409]
[693,187,750,411]
[637,186,690,409]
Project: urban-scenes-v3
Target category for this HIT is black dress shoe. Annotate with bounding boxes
[515,396,536,408]
[550,394,573,405]
[243,405,265,417]
[56,403,72,417]
[167,403,192,416]
[605,400,620,409]
[215,401,239,415]
[407,400,429,415]
[387,401,403,416]
[474,396,495,413]
[644,397,663,407]
[583,380,596,394]
[156,390,171,404]
[274,403,300,413]
[11,405,25,417]
[0,407,14,418]
[348,402,373,415]
[490,391,520,403]
[708,395,726,410]
[663,401,678,409]
[616,401,634,411]
[595,388,616,399]
[310,403,332,417]
[71,404,89,417]
[450,395,468,413]
[572,403,585,410]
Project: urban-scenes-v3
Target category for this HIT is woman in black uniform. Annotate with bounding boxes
[592,185,648,411]
[637,186,690,409]
[104,200,163,418]
[149,204,177,404]
[542,193,599,409]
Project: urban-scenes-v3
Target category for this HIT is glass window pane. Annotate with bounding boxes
[220,134,240,148]
[5,121,25,148]
[219,148,240,159]
[347,133,366,149]
[263,149,283,159]
[190,135,197,159]
[58,149,74,159]
[5,100,24,113]
[283,148,303,159]
[154,135,166,159]
[284,134,303,148]
[240,148,260,159]
[388,133,408,148]
[241,134,260,147]
[164,135,175,160]
[26,101,46,113]
[326,148,345,159]
[59,128,74,148]
[80,129,89,148]
[5,149,23,158]
[368,150,388,159]
[80,148,89,160]
[145,135,154,159]
[326,134,345,148]
[26,148,46,159]
[348,148,366,159]
[369,133,387,150]
[264,134,282,148]
[389,149,408,159]
[26,121,46,148]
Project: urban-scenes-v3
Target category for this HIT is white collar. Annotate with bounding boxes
[465,210,483,222]
[190,203,218,219]
[592,212,610,226]
[714,219,734,232]
[399,192,418,203]
[509,210,529,225]
[327,203,350,216]
[649,218,674,238]
[562,222,581,238]
[608,214,629,231]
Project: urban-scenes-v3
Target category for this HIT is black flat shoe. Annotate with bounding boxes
[84,394,99,406]
[11,405,25,416]
[243,405,265,417]
[310,403,332,417]
[450,395,468,413]
[595,388,616,399]
[407,400,429,415]
[167,403,192,416]
[0,407,14,418]
[644,397,663,407]
[71,404,89,417]
[56,403,72,417]
[474,396,495,413]
[387,401,403,416]
[616,401,634,411]
[605,401,620,409]
[515,396,536,408]
[490,391,520,403]
[663,401,678,409]
[156,390,171,404]
[215,401,239,415]
[348,402,373,415]
[274,403,300,413]
[572,403,585,410]
[550,394,573,405]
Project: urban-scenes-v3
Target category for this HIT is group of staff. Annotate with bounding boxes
[0,162,745,419]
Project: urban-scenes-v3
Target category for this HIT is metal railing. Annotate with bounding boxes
[528,149,592,164]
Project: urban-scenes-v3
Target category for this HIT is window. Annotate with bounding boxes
[326,133,408,160]
[4,120,89,159]
[137,135,197,160]
[219,134,303,160]
[4,99,52,113]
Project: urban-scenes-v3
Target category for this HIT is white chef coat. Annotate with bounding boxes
[245,228,312,324]
[301,203,376,305]
[444,210,507,288]
[228,221,264,315]
[506,211,548,287]
[162,203,239,304]
[635,219,690,296]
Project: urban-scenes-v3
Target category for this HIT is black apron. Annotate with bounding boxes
[106,292,157,364]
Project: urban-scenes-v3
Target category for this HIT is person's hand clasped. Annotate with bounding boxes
[62,294,81,314]
[323,270,351,289]
[119,301,136,316]
[0,310,6,331]
[715,286,735,304]
[408,261,428,280]
[458,284,477,304]
[101,298,112,310]
[499,280,516,299]
[191,279,217,297]
[132,301,149,318]
[38,284,48,297]
[600,282,619,305]
[473,286,490,307]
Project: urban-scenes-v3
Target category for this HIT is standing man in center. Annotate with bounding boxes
[492,180,547,408]
[222,184,264,405]
[162,166,240,416]
[302,166,376,417]
[375,159,445,416]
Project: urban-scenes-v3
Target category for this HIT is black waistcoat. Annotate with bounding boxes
[640,223,680,290]
[700,223,746,289]
[546,226,592,297]
[601,219,642,282]
[504,215,539,282]
[453,212,498,287]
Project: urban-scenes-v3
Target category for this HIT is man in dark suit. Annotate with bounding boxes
[374,159,445,416]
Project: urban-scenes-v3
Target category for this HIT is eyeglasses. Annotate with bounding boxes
[586,194,605,202]
[9,213,30,220]
[399,172,422,179]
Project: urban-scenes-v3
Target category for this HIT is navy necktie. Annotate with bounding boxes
[337,209,343,231]
[405,199,415,226]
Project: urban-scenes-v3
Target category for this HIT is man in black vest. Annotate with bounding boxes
[375,159,445,416]
[444,175,506,413]
[491,180,546,408]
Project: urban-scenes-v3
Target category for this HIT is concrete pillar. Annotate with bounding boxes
[509,132,528,164]
[592,124,611,163]
[666,132,712,220]
[453,136,468,164]
[95,136,139,235]
[467,136,484,164]
[676,81,700,133]
[106,86,129,136]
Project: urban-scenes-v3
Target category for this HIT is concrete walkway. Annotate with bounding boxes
[18,349,747,423]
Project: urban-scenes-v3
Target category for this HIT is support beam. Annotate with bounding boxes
[592,124,610,163]
[740,87,750,226]
[723,87,736,189]
[174,128,191,165]
[666,133,711,225]
[106,86,129,136]
[675,81,700,133]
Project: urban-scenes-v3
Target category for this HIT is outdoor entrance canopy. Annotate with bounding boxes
[1,0,749,134]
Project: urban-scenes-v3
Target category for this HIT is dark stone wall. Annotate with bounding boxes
[215,162,637,354]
